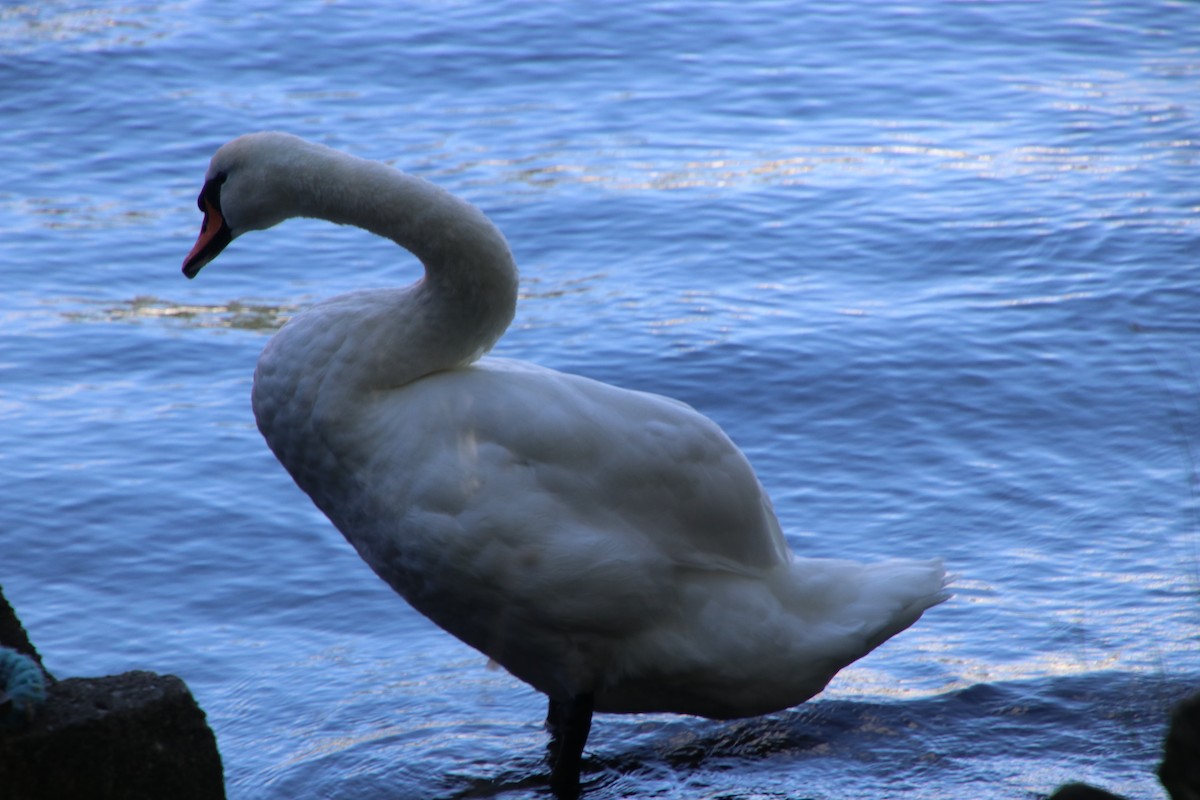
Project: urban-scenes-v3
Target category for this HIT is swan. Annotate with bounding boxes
[182,132,948,798]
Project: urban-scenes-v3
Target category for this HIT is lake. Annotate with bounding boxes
[1,1,1197,797]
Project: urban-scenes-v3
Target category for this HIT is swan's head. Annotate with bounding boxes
[182,132,317,278]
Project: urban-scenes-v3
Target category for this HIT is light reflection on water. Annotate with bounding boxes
[58,296,300,331]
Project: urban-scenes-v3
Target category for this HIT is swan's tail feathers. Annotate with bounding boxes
[858,557,950,652]
[778,555,949,666]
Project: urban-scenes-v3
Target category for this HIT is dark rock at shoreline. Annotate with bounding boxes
[0,670,225,799]
[1046,783,1127,800]
[1,585,224,798]
[1159,691,1200,800]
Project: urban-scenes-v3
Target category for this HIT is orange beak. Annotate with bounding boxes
[182,179,231,279]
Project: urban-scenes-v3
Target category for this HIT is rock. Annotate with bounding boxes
[0,670,225,799]
[1047,782,1127,800]
[1159,691,1200,800]
[0,586,224,799]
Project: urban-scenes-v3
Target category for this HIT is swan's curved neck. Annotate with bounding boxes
[268,142,519,392]
[302,145,518,338]
[301,149,516,302]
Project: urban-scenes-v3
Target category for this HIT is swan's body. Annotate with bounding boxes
[183,132,947,795]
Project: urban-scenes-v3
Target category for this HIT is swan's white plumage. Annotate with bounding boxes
[191,132,947,723]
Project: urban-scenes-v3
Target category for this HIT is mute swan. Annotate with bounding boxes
[182,132,947,798]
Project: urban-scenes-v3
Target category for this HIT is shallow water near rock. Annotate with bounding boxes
[1,2,1198,798]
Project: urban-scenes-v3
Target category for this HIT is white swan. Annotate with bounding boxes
[182,132,947,798]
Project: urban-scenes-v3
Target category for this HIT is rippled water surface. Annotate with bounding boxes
[2,2,1198,798]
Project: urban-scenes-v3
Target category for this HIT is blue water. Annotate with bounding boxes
[2,1,1198,797]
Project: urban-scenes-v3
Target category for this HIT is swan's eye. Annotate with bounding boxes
[196,172,228,215]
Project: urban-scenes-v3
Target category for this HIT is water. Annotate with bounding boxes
[2,1,1198,797]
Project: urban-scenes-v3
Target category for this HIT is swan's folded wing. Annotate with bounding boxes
[340,358,790,629]
[412,359,788,567]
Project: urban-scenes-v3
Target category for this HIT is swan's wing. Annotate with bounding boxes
[332,359,789,638]
[388,358,787,567]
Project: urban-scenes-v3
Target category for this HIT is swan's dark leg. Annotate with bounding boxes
[545,697,562,736]
[545,693,594,800]
[545,697,563,765]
